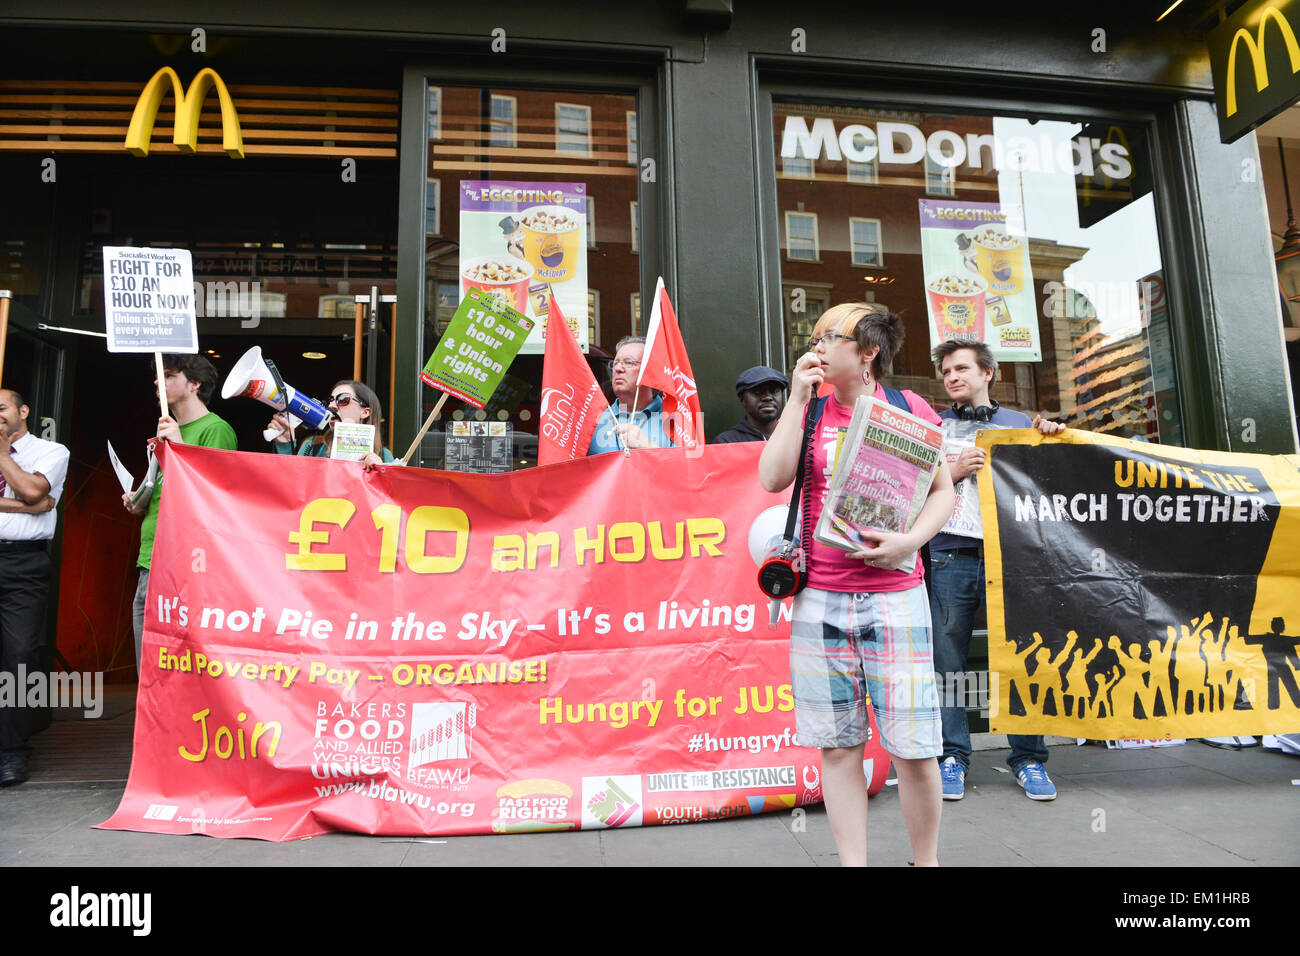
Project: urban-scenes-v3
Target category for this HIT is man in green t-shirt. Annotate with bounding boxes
[123,353,237,672]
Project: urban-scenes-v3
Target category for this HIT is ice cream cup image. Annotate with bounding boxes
[972,225,1026,295]
[926,272,988,342]
[460,255,535,313]
[520,204,582,283]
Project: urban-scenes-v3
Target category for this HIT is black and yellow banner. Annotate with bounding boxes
[980,429,1300,738]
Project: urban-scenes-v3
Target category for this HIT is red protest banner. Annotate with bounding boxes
[637,278,704,449]
[538,296,602,465]
[99,443,882,840]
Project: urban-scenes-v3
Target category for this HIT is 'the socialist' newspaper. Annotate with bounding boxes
[813,395,944,573]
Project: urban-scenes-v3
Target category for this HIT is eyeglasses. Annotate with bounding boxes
[809,332,854,350]
[608,359,641,374]
[328,394,367,408]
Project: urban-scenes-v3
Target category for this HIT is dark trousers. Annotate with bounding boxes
[0,548,52,754]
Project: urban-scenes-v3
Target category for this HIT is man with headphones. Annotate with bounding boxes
[929,338,1065,802]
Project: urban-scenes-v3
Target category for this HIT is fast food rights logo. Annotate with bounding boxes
[493,778,575,833]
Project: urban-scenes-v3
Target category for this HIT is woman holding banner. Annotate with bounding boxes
[269,380,395,470]
[758,303,954,867]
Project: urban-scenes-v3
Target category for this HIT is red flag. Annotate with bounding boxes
[636,277,704,449]
[538,295,603,465]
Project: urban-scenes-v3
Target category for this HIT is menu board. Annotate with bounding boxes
[444,421,513,473]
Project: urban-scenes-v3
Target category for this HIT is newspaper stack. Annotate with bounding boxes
[813,395,944,573]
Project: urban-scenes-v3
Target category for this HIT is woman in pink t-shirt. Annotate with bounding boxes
[759,302,955,867]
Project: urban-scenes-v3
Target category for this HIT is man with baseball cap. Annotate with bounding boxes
[712,366,789,444]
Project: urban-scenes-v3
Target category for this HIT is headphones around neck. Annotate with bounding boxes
[953,399,1000,422]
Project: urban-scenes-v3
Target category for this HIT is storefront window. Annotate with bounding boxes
[773,102,1182,443]
[0,157,54,312]
[421,82,640,469]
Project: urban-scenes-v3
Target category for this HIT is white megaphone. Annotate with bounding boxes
[221,346,334,441]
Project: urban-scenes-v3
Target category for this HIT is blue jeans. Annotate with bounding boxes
[928,548,1047,772]
[133,568,149,676]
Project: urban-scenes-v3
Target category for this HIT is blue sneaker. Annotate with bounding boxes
[939,757,965,801]
[1014,761,1057,801]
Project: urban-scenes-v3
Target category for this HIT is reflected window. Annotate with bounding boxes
[783,155,814,179]
[850,218,883,267]
[785,211,819,262]
[847,158,878,184]
[490,95,517,148]
[427,86,442,140]
[555,103,592,156]
[925,152,957,196]
[426,178,440,236]
[783,282,831,369]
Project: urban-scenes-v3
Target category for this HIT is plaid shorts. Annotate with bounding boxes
[789,584,942,758]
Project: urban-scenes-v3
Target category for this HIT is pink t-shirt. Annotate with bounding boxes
[803,386,943,593]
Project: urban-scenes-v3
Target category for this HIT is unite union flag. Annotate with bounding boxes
[538,295,603,465]
[635,277,704,450]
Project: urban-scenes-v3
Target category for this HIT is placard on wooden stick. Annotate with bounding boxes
[402,287,534,463]
[102,246,199,420]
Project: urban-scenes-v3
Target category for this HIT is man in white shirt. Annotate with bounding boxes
[0,388,70,786]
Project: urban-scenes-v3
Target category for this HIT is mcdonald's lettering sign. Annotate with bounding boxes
[125,66,244,158]
[1209,0,1300,143]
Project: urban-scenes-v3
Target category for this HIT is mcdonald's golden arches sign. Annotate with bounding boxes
[1208,0,1300,143]
[124,66,244,158]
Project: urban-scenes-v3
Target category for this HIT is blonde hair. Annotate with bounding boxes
[811,302,905,379]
